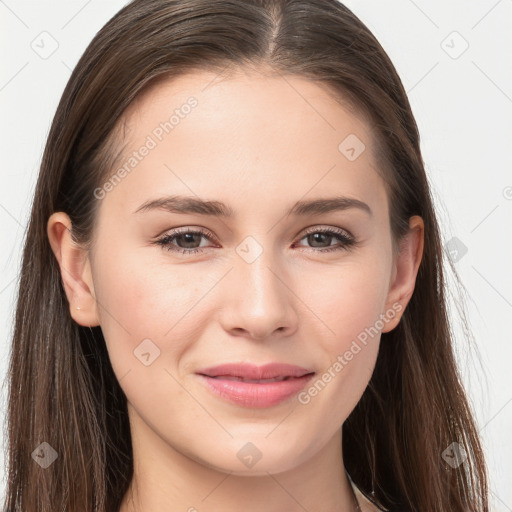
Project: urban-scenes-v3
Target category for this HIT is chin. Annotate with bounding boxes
[200,442,307,476]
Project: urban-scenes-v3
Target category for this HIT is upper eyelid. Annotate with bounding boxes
[301,225,353,238]
[154,226,217,244]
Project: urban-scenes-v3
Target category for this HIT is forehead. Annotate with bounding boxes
[123,66,372,142]
[100,67,387,220]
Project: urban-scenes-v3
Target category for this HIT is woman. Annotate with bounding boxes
[4,1,488,511]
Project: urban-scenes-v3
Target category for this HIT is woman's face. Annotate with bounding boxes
[55,66,422,476]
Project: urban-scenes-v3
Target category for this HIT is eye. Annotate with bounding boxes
[154,226,357,255]
[293,227,356,253]
[154,227,216,255]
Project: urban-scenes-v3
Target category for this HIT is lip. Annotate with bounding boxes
[195,363,315,408]
[196,362,314,380]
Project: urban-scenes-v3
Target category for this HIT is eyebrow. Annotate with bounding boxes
[133,195,372,218]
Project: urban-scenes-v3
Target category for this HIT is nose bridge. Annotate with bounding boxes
[234,236,285,309]
[221,235,296,338]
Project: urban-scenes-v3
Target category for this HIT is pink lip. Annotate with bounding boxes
[196,362,313,380]
[195,363,315,408]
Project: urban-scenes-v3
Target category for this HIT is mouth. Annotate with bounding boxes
[196,362,314,380]
[205,375,298,383]
[194,363,315,408]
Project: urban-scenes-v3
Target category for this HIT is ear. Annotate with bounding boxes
[381,215,424,333]
[47,212,100,327]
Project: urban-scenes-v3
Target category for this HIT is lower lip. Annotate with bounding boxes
[196,373,315,408]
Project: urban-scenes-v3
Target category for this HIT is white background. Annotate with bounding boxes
[0,0,511,510]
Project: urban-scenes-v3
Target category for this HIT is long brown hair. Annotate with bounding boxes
[4,1,488,510]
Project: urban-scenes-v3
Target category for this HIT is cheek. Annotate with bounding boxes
[91,245,215,374]
[294,258,389,403]
[297,257,389,344]
[93,240,201,325]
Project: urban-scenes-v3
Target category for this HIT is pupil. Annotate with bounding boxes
[309,233,330,247]
[178,233,200,248]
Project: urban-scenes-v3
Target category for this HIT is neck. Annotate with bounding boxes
[119,404,357,512]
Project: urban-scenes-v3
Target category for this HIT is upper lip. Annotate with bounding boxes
[196,363,314,379]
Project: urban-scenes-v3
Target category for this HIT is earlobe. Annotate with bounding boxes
[47,212,100,327]
[381,215,424,333]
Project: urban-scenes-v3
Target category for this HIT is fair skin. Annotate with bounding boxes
[47,66,424,512]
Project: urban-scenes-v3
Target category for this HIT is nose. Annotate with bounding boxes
[218,244,299,341]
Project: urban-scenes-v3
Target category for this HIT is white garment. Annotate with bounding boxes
[347,473,389,512]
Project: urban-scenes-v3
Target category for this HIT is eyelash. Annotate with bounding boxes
[154,226,357,255]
